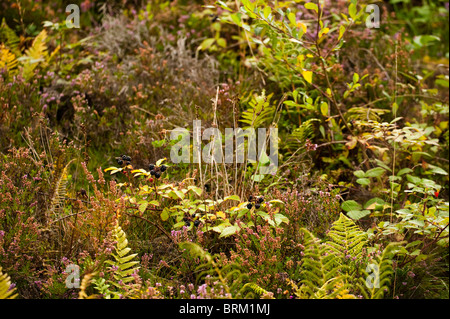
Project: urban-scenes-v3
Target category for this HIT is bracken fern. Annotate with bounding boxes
[105,222,140,288]
[0,266,18,299]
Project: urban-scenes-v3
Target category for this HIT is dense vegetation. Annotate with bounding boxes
[0,0,448,300]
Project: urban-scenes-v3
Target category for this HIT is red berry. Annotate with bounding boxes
[148,177,154,183]
[435,191,439,198]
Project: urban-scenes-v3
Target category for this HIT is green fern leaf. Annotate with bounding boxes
[0,18,21,57]
[345,107,390,122]
[326,213,368,261]
[296,228,342,298]
[242,283,272,297]
[240,90,276,128]
[106,223,140,287]
[357,243,401,299]
[286,118,319,149]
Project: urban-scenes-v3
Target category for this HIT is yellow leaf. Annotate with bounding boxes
[302,70,313,84]
[217,211,226,219]
[297,22,307,34]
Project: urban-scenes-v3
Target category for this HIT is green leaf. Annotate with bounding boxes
[241,0,255,12]
[364,197,386,209]
[347,209,370,220]
[397,168,413,176]
[320,102,328,117]
[188,185,203,196]
[219,225,239,238]
[287,12,296,26]
[274,213,289,225]
[139,202,148,213]
[338,25,346,40]
[263,6,271,19]
[428,166,448,176]
[198,38,215,51]
[348,3,357,20]
[160,209,169,221]
[230,12,242,25]
[341,200,362,212]
[224,195,241,202]
[365,167,385,178]
[305,2,318,13]
[216,38,227,48]
[356,178,370,186]
[354,170,366,178]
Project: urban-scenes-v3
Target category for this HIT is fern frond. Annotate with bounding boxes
[296,228,342,299]
[345,107,390,122]
[242,283,273,298]
[357,243,401,299]
[0,18,21,56]
[78,272,98,299]
[106,223,140,287]
[326,213,368,261]
[286,118,319,150]
[0,44,18,71]
[179,241,212,263]
[240,90,276,128]
[48,158,74,217]
[0,266,18,299]
[21,29,48,80]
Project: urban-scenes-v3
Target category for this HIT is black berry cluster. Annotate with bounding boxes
[246,195,264,209]
[148,163,167,179]
[116,154,132,166]
[183,213,201,227]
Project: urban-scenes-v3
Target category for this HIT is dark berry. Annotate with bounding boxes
[258,196,264,203]
[183,217,189,222]
[194,220,200,227]
[185,221,191,227]
[160,165,167,172]
[255,203,261,209]
[117,159,123,165]
[155,172,161,179]
[191,213,196,218]
[247,203,253,209]
[248,195,253,201]
[126,161,131,165]
[149,164,155,170]
[150,170,156,175]
[122,155,127,160]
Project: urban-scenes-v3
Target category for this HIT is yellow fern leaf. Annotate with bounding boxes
[0,44,18,71]
[48,158,74,218]
[0,266,18,299]
[21,29,48,80]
